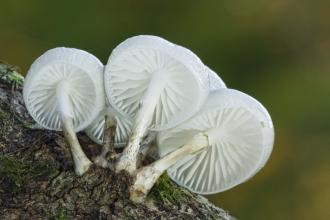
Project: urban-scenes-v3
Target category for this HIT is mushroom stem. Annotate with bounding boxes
[116,70,167,174]
[61,116,92,176]
[137,132,157,166]
[130,133,209,203]
[94,116,117,168]
[57,81,92,176]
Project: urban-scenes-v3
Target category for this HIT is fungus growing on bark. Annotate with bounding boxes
[104,35,209,174]
[85,105,133,167]
[85,105,133,147]
[22,38,273,207]
[130,89,274,202]
[23,47,105,175]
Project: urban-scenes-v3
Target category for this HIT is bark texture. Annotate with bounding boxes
[0,63,235,220]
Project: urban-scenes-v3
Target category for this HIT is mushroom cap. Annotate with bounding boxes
[104,35,209,130]
[23,47,105,132]
[205,66,226,90]
[85,105,133,147]
[157,89,274,194]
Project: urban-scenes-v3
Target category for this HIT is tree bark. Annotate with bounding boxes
[0,63,235,220]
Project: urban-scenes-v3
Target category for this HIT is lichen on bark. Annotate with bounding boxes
[0,62,234,220]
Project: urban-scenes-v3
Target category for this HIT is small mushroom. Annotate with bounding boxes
[130,89,274,202]
[23,47,105,175]
[85,105,133,167]
[85,105,133,148]
[104,35,209,174]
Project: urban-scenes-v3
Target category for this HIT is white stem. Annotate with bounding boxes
[57,82,92,176]
[130,133,209,203]
[137,132,157,166]
[116,70,167,174]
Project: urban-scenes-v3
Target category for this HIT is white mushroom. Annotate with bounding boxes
[85,105,133,148]
[104,35,209,174]
[132,66,225,166]
[130,89,274,202]
[23,47,105,175]
[205,66,226,90]
[85,105,133,168]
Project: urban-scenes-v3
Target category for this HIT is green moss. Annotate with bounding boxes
[7,71,24,86]
[0,156,28,191]
[0,156,58,192]
[0,109,6,119]
[0,63,24,86]
[150,173,184,206]
[51,209,68,220]
[30,163,59,179]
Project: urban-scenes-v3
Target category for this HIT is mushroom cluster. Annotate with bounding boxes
[23,35,274,203]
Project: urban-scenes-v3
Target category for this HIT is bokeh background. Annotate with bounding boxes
[1,0,329,219]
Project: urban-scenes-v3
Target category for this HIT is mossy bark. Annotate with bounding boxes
[0,63,235,220]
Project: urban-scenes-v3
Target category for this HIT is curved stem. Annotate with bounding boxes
[116,70,167,174]
[57,81,92,176]
[130,133,209,203]
[61,116,92,176]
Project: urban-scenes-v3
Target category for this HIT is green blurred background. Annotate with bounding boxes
[1,0,329,219]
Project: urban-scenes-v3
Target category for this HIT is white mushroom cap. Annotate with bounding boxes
[205,66,226,90]
[23,47,105,131]
[104,35,209,130]
[85,105,133,147]
[157,89,274,194]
